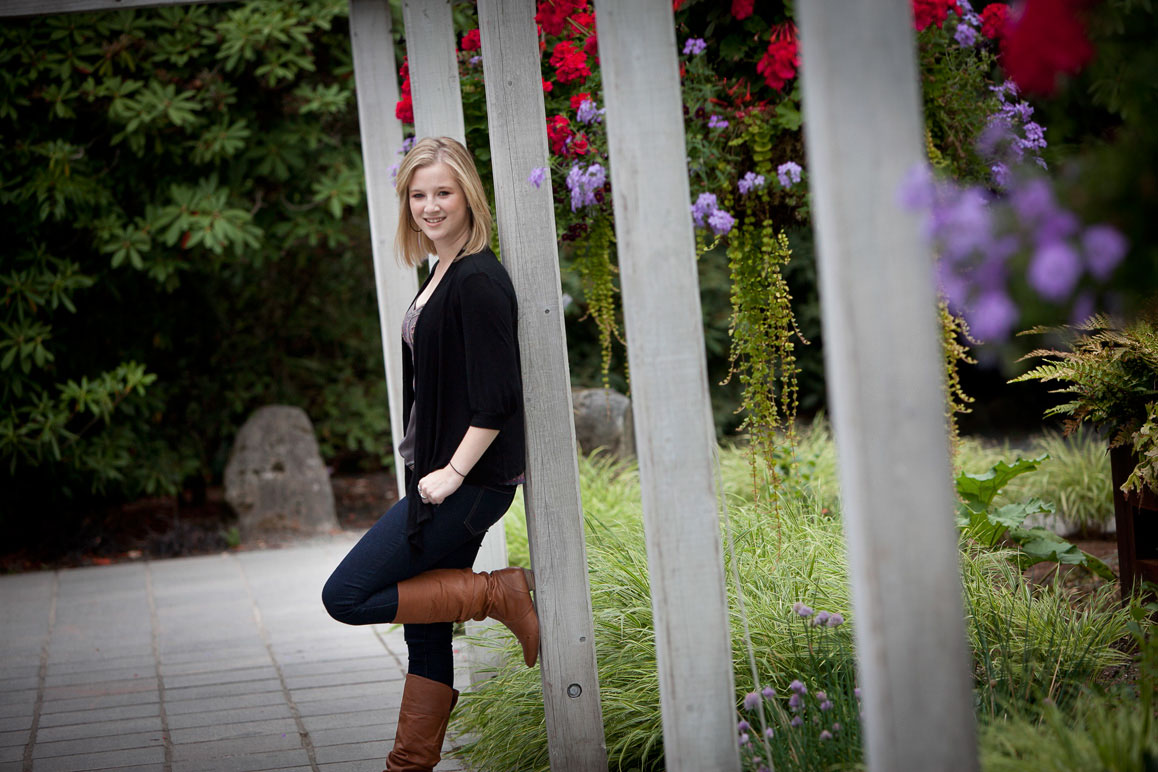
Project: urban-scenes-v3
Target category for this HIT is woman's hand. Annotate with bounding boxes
[416,466,464,506]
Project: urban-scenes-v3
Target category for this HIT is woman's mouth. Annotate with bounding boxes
[424,216,445,225]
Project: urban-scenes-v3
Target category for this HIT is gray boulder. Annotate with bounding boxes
[224,405,338,538]
[572,387,635,460]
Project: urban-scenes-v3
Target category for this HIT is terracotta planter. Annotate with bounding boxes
[1110,445,1158,598]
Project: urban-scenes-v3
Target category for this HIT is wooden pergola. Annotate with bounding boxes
[3,0,981,769]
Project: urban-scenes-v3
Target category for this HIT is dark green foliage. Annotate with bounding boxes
[0,1,391,522]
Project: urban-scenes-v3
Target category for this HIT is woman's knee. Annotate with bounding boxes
[321,573,358,624]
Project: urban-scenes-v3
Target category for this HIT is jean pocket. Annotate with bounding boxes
[463,486,514,537]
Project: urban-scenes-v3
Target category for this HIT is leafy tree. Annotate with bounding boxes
[0,0,392,525]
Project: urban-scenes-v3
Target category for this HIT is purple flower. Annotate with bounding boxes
[708,114,729,129]
[792,602,814,618]
[820,700,834,712]
[819,729,833,741]
[527,166,549,189]
[854,688,862,700]
[566,163,606,211]
[789,679,807,694]
[790,716,803,728]
[832,722,842,732]
[690,192,718,226]
[388,162,400,183]
[1070,291,1096,325]
[762,686,776,699]
[934,187,993,261]
[737,720,751,732]
[777,161,803,188]
[954,23,977,47]
[708,208,735,236]
[815,691,827,702]
[738,172,766,195]
[898,163,936,210]
[813,610,830,626]
[965,289,1019,342]
[743,691,761,711]
[469,55,482,66]
[1035,210,1080,245]
[576,98,604,125]
[1028,241,1083,301]
[826,612,844,627]
[739,732,750,746]
[683,37,707,55]
[765,727,775,739]
[1082,225,1127,280]
[991,162,1011,188]
[788,693,803,710]
[1011,178,1055,223]
[401,136,416,153]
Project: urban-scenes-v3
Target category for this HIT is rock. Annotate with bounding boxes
[224,405,338,539]
[572,387,635,460]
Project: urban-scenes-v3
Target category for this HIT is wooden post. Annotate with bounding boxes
[477,0,608,768]
[348,0,416,499]
[593,1,739,769]
[795,2,979,770]
[401,0,465,142]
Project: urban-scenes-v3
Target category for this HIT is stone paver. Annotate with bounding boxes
[0,535,474,771]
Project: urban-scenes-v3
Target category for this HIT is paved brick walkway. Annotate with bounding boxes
[0,534,472,772]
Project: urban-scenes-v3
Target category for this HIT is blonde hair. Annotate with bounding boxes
[394,136,492,267]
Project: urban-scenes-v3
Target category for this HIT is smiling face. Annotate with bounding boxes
[408,162,471,255]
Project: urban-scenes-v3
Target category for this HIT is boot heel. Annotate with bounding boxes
[522,568,535,592]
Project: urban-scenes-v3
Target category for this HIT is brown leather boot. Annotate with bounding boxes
[384,673,459,772]
[393,567,540,667]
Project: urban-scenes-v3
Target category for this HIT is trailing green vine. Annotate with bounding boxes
[573,215,620,387]
[723,217,806,494]
[940,300,977,453]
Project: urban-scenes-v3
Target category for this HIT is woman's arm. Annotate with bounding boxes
[416,426,499,505]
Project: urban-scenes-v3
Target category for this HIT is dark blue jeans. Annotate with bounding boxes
[322,482,516,687]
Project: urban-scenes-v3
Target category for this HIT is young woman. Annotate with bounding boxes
[322,136,536,772]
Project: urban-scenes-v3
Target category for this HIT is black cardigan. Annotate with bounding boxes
[402,247,526,551]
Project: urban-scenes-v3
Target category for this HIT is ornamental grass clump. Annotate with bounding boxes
[463,444,1131,771]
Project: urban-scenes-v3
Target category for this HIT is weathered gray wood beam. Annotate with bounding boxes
[796,1,979,769]
[593,0,739,769]
[400,0,465,143]
[477,0,608,768]
[0,0,232,18]
[347,0,416,499]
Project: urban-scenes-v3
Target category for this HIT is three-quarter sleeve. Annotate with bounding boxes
[459,271,522,429]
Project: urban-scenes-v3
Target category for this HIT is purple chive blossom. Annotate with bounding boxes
[708,208,735,236]
[1028,241,1083,301]
[966,290,1019,342]
[813,610,831,626]
[777,161,803,188]
[762,686,776,700]
[469,55,482,66]
[739,732,750,746]
[683,37,707,55]
[790,716,804,728]
[832,722,842,733]
[527,166,549,189]
[820,700,834,712]
[954,23,977,47]
[792,602,814,618]
[690,192,718,227]
[738,172,766,195]
[827,612,845,627]
[788,693,803,711]
[815,691,827,702]
[743,691,761,711]
[1082,225,1128,280]
[737,720,751,733]
[789,679,807,695]
[820,730,833,741]
[708,114,729,129]
[765,727,775,739]
[576,98,604,125]
[566,163,606,211]
[854,687,862,700]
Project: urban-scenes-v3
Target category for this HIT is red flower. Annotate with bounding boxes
[549,40,591,84]
[979,3,1010,39]
[569,133,589,155]
[1001,0,1094,95]
[547,114,573,155]
[911,0,961,31]
[542,78,555,93]
[569,11,595,36]
[536,0,586,38]
[461,29,481,51]
[731,0,754,20]
[395,92,413,123]
[569,92,592,110]
[673,0,685,10]
[756,23,800,92]
[583,32,598,58]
